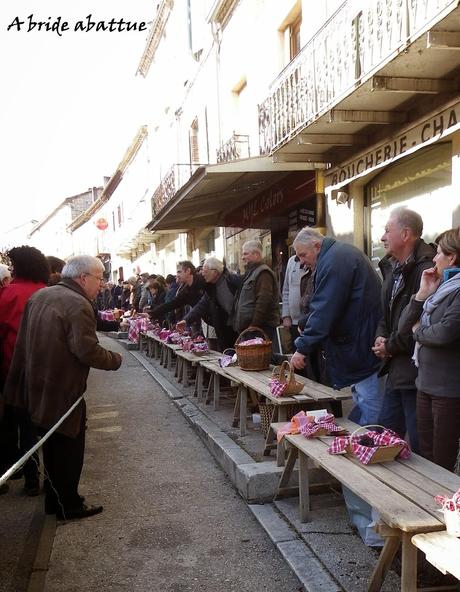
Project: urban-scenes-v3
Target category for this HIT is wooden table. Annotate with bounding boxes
[174,349,220,387]
[197,361,351,452]
[412,530,460,581]
[273,417,460,592]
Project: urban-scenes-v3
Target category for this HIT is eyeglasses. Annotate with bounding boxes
[84,273,104,283]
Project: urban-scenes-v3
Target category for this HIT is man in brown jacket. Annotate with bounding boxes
[232,240,279,340]
[3,255,122,520]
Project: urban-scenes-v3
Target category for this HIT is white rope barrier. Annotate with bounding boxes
[0,396,84,487]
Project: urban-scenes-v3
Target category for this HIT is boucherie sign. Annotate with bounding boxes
[224,172,315,227]
[325,99,460,189]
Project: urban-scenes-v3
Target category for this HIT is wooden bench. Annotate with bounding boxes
[273,417,460,592]
[174,349,220,387]
[144,331,163,359]
[412,531,460,581]
[223,364,350,437]
[195,359,240,408]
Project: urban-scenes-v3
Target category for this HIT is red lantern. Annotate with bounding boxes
[96,218,108,230]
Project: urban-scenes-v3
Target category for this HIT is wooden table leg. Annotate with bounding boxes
[299,451,310,522]
[205,372,213,405]
[232,386,241,427]
[213,373,221,410]
[239,386,247,436]
[368,527,401,592]
[176,357,182,381]
[167,349,173,371]
[274,445,298,499]
[195,366,203,399]
[182,359,189,387]
[263,405,277,458]
[278,406,287,422]
[401,531,417,592]
[276,437,285,466]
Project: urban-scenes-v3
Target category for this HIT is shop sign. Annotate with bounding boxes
[95,217,108,230]
[288,207,316,232]
[224,172,315,227]
[326,100,460,189]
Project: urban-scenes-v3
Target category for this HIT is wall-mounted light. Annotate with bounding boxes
[336,191,350,205]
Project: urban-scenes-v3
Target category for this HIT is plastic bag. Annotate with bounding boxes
[342,486,383,547]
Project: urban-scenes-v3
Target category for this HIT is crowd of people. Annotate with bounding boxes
[0,205,459,524]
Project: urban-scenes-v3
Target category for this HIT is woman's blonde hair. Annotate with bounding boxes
[436,227,460,264]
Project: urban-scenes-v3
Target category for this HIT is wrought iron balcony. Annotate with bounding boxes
[258,0,459,155]
[151,164,194,218]
[216,133,250,163]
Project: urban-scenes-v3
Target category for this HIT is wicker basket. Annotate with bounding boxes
[346,425,403,464]
[271,360,304,395]
[235,326,272,371]
[259,402,309,437]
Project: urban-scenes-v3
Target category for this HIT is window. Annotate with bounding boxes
[189,118,200,167]
[289,14,302,60]
[365,143,452,268]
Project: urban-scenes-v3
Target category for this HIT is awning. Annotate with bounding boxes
[148,156,322,231]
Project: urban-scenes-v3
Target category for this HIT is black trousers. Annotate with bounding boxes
[39,401,86,514]
[0,405,39,485]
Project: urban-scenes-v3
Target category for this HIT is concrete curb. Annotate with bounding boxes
[131,350,287,501]
[130,349,349,591]
[248,504,342,592]
[27,515,56,592]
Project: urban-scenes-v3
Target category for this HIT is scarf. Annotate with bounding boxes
[413,272,460,367]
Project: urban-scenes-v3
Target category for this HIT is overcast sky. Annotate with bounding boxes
[0,0,153,241]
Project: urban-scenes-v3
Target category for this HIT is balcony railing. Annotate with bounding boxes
[151,164,196,218]
[216,133,250,163]
[258,0,458,155]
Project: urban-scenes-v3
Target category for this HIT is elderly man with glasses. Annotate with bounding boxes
[176,257,242,351]
[3,255,122,520]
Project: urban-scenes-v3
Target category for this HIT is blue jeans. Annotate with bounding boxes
[378,386,418,453]
[348,371,385,426]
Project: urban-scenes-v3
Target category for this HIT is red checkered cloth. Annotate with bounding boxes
[191,341,209,354]
[328,428,410,464]
[127,317,154,342]
[166,331,182,344]
[277,411,312,442]
[181,337,194,351]
[99,310,115,321]
[435,488,460,511]
[300,413,343,439]
[159,329,172,341]
[269,378,287,398]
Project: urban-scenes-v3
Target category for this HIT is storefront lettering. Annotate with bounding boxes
[242,188,284,225]
[327,102,460,188]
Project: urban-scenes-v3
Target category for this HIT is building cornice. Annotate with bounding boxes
[68,125,148,232]
[137,0,174,78]
[207,0,239,28]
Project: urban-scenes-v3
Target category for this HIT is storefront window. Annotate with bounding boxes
[365,143,452,269]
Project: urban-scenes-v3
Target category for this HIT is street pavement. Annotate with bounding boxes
[43,336,302,591]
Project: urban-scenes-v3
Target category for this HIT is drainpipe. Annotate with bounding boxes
[211,21,223,149]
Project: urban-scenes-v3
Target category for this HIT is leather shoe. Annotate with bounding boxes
[23,482,40,497]
[45,494,85,515]
[57,504,103,520]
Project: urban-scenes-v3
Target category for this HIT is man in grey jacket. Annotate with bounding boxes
[281,254,309,346]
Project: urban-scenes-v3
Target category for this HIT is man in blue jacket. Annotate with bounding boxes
[291,227,383,425]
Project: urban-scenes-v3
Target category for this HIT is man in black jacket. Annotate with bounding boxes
[149,261,205,323]
[177,257,242,351]
[372,207,435,451]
